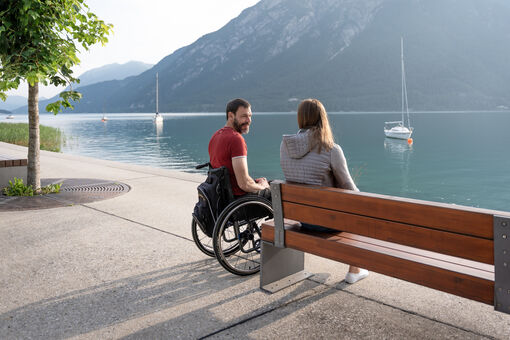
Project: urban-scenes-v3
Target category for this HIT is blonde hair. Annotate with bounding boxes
[297,98,334,153]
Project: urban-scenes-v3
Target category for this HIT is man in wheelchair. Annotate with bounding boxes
[209,98,270,198]
[191,98,273,276]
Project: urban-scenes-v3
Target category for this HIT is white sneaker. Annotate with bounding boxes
[344,269,369,284]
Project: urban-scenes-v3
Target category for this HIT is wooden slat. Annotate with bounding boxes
[337,233,493,273]
[262,221,493,273]
[280,183,505,239]
[262,223,494,304]
[283,202,494,264]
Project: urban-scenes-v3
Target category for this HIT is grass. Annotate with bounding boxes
[0,123,65,152]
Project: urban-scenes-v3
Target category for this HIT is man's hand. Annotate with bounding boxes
[255,177,270,189]
[232,157,269,193]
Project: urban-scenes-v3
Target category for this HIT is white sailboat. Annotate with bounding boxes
[384,38,413,140]
[153,73,163,124]
[6,114,14,119]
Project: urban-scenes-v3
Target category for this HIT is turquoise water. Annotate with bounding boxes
[28,111,510,211]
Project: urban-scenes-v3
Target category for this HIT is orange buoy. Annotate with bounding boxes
[407,138,413,145]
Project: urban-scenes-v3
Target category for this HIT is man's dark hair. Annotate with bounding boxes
[226,98,250,120]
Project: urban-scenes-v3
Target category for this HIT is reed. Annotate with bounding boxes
[0,123,65,152]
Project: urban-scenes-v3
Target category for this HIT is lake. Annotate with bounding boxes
[12,111,510,212]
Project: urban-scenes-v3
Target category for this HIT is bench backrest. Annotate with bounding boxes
[271,182,510,265]
[267,181,510,311]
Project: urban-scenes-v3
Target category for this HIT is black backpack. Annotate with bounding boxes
[192,164,234,237]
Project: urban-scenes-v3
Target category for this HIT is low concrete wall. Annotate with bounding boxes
[0,166,28,189]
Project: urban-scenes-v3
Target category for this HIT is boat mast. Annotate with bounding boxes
[401,37,404,125]
[401,37,411,129]
[156,73,159,114]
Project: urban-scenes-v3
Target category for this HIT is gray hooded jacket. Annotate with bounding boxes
[280,129,358,191]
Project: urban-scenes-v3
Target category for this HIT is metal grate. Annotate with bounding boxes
[0,178,131,211]
[61,182,130,193]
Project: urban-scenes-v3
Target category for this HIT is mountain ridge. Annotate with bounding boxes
[11,61,153,113]
[15,0,510,113]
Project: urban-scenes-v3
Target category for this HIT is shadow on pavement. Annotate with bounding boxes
[0,258,325,339]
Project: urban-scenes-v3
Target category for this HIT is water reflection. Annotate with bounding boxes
[383,138,413,158]
[383,138,413,196]
[155,121,163,137]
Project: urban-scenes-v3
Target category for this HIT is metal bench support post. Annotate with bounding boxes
[270,181,285,248]
[260,240,311,293]
[494,215,510,313]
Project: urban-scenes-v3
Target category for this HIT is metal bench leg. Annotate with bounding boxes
[260,241,312,293]
[494,215,510,314]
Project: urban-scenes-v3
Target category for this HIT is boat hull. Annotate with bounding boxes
[384,128,413,140]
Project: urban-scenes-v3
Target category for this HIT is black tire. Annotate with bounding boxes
[212,196,273,276]
[192,216,240,258]
[191,216,215,257]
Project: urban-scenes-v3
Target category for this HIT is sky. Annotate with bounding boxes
[7,0,260,99]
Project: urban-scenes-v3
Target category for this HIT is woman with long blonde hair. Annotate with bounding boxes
[280,98,369,284]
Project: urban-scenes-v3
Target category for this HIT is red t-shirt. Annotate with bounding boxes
[208,127,247,196]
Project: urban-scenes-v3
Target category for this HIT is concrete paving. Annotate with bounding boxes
[1,141,509,339]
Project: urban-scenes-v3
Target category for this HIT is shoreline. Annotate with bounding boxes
[3,109,510,116]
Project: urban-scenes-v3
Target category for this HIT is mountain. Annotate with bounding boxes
[0,95,27,111]
[70,61,153,89]
[22,0,510,113]
[12,61,153,113]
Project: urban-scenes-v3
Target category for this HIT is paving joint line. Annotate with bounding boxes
[80,204,194,243]
[202,274,496,339]
[199,285,330,339]
[314,276,495,339]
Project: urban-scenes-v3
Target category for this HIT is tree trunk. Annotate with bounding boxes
[27,82,40,192]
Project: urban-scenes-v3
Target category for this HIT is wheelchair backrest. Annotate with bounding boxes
[192,166,234,237]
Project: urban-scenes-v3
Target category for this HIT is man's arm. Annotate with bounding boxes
[232,157,269,193]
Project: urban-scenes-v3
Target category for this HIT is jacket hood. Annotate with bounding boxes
[282,129,312,159]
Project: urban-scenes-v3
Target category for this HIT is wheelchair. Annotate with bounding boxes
[191,162,273,276]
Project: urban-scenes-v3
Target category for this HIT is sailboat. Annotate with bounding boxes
[153,73,163,124]
[384,38,413,140]
[5,114,14,119]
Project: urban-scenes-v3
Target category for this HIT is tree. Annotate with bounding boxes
[0,0,112,191]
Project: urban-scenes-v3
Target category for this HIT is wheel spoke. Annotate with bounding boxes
[213,198,272,275]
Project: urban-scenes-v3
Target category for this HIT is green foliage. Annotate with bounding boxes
[40,182,62,194]
[3,177,62,196]
[3,177,34,196]
[0,0,113,113]
[0,123,65,152]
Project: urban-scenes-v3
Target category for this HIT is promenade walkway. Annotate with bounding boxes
[1,141,509,339]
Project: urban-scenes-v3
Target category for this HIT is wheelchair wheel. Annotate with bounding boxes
[212,196,273,276]
[192,216,241,258]
[191,216,215,257]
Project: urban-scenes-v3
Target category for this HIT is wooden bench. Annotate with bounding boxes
[260,181,510,314]
[0,154,28,188]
